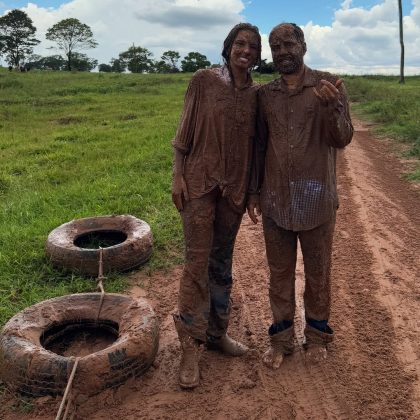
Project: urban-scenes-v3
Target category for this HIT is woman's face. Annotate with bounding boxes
[229,30,259,73]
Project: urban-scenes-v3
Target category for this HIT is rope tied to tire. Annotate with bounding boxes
[55,356,80,420]
[56,249,107,419]
[96,247,106,322]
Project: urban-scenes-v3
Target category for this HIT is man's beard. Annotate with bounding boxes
[275,54,303,74]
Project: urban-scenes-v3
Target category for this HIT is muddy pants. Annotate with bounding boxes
[262,215,335,353]
[177,189,243,342]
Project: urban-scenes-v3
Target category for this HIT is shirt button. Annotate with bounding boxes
[290,144,294,148]
[290,126,293,130]
[290,109,294,113]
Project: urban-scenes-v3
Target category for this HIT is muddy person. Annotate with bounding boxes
[171,23,261,388]
[247,23,353,368]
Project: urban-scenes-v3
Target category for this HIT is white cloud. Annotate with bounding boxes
[306,0,420,74]
[3,0,419,74]
[19,0,247,66]
[261,0,420,75]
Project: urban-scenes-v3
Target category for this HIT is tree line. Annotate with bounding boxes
[0,9,217,73]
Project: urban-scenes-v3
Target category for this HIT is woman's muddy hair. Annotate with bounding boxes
[222,22,262,70]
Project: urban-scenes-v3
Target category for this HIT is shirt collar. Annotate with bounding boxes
[270,65,316,92]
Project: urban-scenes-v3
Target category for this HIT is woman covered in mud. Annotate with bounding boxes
[171,23,261,388]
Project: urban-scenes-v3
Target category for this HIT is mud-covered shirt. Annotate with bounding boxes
[172,66,259,213]
[249,66,353,231]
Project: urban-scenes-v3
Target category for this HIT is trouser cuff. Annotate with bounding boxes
[269,325,294,355]
[174,314,206,343]
[304,323,334,348]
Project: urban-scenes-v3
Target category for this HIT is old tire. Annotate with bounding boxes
[0,293,159,397]
[46,215,153,277]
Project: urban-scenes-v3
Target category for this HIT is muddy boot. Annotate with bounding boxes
[207,334,248,356]
[173,315,201,389]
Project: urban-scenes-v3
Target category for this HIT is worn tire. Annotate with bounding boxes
[0,293,159,397]
[46,215,153,277]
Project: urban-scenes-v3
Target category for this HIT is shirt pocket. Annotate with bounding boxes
[296,103,316,131]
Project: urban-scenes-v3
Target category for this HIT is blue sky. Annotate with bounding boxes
[1,1,419,74]
[0,1,415,28]
[244,0,413,30]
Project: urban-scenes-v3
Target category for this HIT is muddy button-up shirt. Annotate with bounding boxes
[249,66,353,231]
[172,66,259,213]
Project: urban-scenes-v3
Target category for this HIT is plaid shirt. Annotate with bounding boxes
[249,66,353,231]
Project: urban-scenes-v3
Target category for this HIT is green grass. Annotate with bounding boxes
[0,70,418,327]
[0,69,190,325]
[343,75,420,180]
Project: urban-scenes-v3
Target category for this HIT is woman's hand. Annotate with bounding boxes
[172,173,189,211]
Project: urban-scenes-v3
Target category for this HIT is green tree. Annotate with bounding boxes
[0,9,40,67]
[161,50,180,72]
[69,52,97,71]
[181,52,210,72]
[257,59,275,74]
[119,45,153,73]
[38,55,66,70]
[110,57,126,73]
[26,54,64,70]
[99,63,112,72]
[152,60,171,73]
[46,18,98,71]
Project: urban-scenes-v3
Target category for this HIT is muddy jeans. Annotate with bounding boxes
[263,215,336,352]
[177,189,243,342]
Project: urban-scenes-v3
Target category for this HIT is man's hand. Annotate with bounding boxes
[313,79,343,106]
[172,173,189,211]
[247,194,261,224]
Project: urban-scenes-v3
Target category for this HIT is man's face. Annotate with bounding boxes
[269,25,305,75]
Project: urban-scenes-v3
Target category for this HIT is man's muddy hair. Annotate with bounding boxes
[269,22,305,46]
[222,22,262,70]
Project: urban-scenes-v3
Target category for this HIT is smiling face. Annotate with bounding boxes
[269,24,306,75]
[229,30,259,73]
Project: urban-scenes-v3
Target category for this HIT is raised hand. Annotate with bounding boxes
[313,79,343,106]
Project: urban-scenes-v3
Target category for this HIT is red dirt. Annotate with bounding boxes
[1,119,419,419]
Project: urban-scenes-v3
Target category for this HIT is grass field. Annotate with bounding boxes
[0,69,418,326]
[344,75,420,180]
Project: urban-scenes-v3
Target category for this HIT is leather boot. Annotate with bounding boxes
[173,315,200,389]
[207,334,248,356]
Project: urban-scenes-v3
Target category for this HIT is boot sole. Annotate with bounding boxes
[206,343,248,357]
[179,380,199,389]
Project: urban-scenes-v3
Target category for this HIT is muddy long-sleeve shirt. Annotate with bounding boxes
[249,66,353,231]
[172,66,259,213]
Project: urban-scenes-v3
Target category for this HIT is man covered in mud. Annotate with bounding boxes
[247,23,353,368]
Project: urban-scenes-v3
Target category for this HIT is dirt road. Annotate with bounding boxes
[2,120,419,419]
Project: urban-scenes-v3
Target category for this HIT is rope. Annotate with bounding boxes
[96,247,106,321]
[55,357,80,420]
[56,247,107,419]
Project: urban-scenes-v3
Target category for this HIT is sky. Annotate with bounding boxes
[0,0,419,74]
